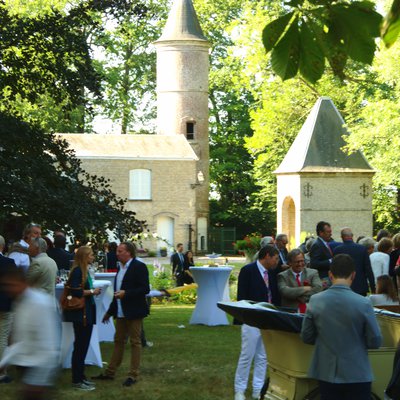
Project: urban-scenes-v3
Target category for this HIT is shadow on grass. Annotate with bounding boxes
[2,305,242,400]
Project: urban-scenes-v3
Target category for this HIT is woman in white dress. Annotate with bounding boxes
[370,238,393,284]
[369,275,399,306]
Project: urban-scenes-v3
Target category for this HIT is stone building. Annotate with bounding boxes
[61,0,210,254]
[275,97,375,247]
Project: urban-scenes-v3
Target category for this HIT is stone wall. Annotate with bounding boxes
[277,172,374,246]
[79,157,198,252]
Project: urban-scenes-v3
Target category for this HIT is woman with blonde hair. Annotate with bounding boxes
[63,246,101,391]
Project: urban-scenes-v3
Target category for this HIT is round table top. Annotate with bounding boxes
[189,266,232,272]
[56,280,111,290]
[95,272,117,278]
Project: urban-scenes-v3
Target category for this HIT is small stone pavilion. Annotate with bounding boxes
[274,97,375,247]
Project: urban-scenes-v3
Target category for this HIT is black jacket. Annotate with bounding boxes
[310,237,333,278]
[333,240,375,294]
[237,262,281,306]
[0,254,16,312]
[47,247,74,270]
[107,258,150,320]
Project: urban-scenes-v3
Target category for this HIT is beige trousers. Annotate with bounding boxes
[106,318,143,378]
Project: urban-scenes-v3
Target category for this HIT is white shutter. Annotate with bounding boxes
[129,169,151,200]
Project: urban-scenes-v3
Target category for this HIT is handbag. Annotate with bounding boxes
[60,277,85,311]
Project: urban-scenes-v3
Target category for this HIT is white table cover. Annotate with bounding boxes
[189,266,232,326]
[93,273,117,342]
[94,272,116,288]
[56,280,114,368]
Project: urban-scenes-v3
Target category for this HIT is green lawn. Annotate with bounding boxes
[2,305,243,400]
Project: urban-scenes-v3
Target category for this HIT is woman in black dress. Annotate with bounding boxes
[64,246,101,391]
[183,250,195,284]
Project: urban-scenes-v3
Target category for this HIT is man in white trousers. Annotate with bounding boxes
[234,245,280,400]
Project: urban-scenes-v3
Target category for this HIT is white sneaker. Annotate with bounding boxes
[252,391,260,399]
[235,392,246,400]
[72,382,95,391]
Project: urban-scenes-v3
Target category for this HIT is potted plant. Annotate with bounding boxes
[234,233,262,262]
[160,246,168,257]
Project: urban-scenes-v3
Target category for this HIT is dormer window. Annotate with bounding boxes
[186,122,195,140]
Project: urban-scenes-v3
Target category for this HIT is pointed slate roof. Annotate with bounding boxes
[155,0,208,42]
[274,97,374,174]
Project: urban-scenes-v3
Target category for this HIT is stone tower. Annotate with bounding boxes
[274,97,375,247]
[154,0,210,252]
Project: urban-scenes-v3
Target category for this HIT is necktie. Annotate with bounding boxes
[296,273,307,313]
[323,240,333,256]
[263,270,272,303]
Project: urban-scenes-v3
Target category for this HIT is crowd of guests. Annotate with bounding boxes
[0,223,152,399]
[234,222,400,400]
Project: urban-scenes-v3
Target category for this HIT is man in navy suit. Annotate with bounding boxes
[0,235,17,383]
[234,245,280,400]
[333,228,375,296]
[171,243,185,286]
[93,242,150,387]
[301,254,381,400]
[310,221,334,283]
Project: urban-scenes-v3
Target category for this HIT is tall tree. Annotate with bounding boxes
[94,0,168,134]
[0,112,144,241]
[0,0,146,239]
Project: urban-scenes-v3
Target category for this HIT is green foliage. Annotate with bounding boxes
[262,0,383,82]
[94,0,168,134]
[234,233,261,259]
[0,112,143,242]
[382,0,400,47]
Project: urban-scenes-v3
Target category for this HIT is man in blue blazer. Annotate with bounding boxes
[333,227,375,296]
[93,242,150,387]
[234,245,280,400]
[310,221,334,284]
[301,254,382,400]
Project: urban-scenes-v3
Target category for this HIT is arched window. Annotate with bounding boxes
[129,169,151,200]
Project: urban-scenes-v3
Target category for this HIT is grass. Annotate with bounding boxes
[2,305,243,400]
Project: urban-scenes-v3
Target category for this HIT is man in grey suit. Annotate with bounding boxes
[301,254,382,400]
[278,249,322,312]
[27,238,58,298]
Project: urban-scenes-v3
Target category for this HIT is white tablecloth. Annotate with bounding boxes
[93,272,117,342]
[56,280,115,368]
[95,272,116,288]
[189,266,232,326]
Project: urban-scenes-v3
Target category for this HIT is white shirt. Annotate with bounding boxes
[369,294,399,307]
[8,240,30,272]
[256,260,266,281]
[0,288,59,385]
[116,258,132,318]
[292,270,303,281]
[370,252,390,283]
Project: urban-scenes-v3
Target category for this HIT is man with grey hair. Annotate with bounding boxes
[275,233,289,272]
[253,236,275,261]
[333,228,375,296]
[0,235,17,384]
[278,249,322,312]
[27,238,58,298]
[8,223,42,272]
[358,237,376,255]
